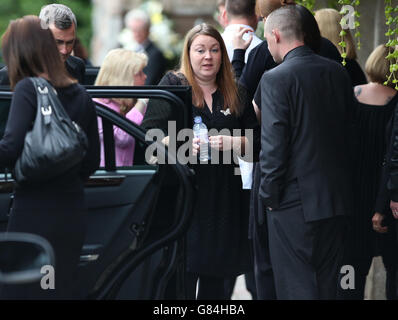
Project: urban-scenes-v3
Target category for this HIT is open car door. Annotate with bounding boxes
[0,85,195,299]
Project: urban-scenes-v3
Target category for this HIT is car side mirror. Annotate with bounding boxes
[0,232,54,284]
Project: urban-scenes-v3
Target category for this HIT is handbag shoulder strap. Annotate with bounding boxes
[29,77,69,123]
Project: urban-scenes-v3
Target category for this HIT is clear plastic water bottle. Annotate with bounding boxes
[193,116,210,162]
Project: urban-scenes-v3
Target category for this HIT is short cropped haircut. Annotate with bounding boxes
[365,44,396,88]
[265,5,304,42]
[315,8,357,60]
[39,3,77,30]
[95,49,148,114]
[226,0,256,18]
[124,9,150,30]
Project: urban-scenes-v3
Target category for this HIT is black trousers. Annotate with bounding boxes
[267,182,345,299]
[249,163,277,300]
[185,272,232,300]
[224,189,258,300]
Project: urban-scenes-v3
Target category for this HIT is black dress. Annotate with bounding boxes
[143,72,260,277]
[342,93,398,299]
[350,94,398,260]
[0,78,100,299]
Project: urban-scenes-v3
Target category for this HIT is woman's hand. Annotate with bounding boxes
[390,200,398,219]
[232,26,253,50]
[372,212,388,233]
[192,137,200,157]
[209,135,233,151]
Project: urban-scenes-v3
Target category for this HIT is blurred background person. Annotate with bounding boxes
[222,0,261,62]
[315,8,367,87]
[216,0,228,29]
[124,9,166,85]
[94,49,148,167]
[0,15,99,299]
[340,44,398,300]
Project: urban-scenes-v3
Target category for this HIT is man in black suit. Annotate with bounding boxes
[231,1,342,301]
[0,4,85,85]
[258,5,354,299]
[124,9,167,85]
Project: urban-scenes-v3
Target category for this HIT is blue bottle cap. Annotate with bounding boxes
[194,116,202,124]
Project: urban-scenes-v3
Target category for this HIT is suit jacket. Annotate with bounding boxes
[143,40,167,85]
[259,45,355,222]
[0,55,86,85]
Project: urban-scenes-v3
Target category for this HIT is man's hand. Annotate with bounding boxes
[390,200,398,219]
[232,26,253,50]
[372,212,388,233]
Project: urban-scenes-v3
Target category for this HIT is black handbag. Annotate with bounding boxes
[13,77,88,184]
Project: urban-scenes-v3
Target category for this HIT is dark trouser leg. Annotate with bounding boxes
[185,272,198,300]
[381,223,398,300]
[250,163,276,300]
[252,221,276,300]
[197,275,230,300]
[224,277,236,298]
[186,272,231,300]
[267,190,345,299]
[244,271,257,300]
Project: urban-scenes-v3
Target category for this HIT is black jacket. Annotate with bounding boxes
[143,40,167,85]
[232,37,342,104]
[0,55,86,85]
[259,46,355,222]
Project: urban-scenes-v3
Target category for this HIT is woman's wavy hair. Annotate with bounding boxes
[95,48,148,115]
[2,15,74,90]
[179,23,240,115]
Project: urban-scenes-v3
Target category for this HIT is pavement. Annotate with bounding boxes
[231,275,253,300]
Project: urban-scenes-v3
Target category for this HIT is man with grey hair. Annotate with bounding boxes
[39,4,85,83]
[0,4,85,85]
[259,5,354,299]
[124,9,166,85]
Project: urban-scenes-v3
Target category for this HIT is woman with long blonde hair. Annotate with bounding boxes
[94,48,148,166]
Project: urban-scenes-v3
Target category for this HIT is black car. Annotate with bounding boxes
[0,84,196,299]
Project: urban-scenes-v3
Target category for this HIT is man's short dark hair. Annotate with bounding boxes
[225,0,256,18]
[39,4,77,30]
[265,5,304,42]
